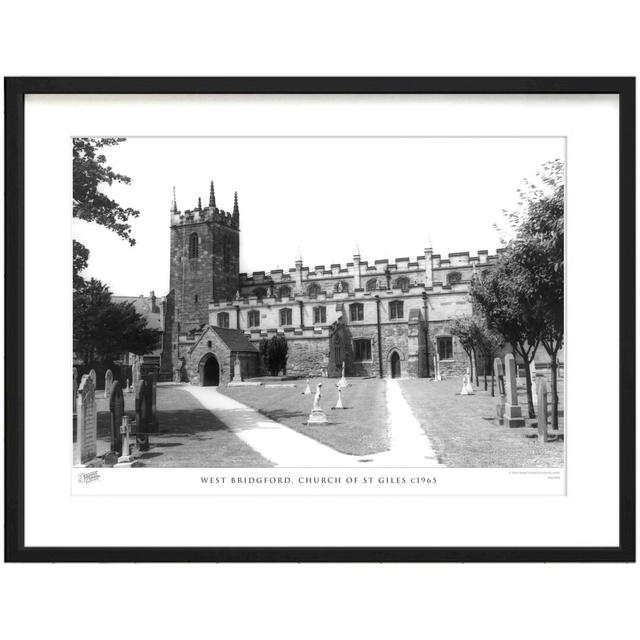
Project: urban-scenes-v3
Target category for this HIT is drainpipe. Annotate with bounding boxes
[422,291,430,377]
[375,295,383,378]
[235,305,240,330]
[298,299,304,329]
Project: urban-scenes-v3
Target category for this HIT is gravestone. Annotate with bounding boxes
[536,378,549,443]
[114,416,135,467]
[75,374,97,465]
[307,383,328,425]
[89,369,97,386]
[109,380,124,454]
[303,379,311,395]
[104,369,113,399]
[72,367,78,413]
[494,357,506,425]
[504,353,525,428]
[135,374,159,451]
[233,356,243,382]
[135,379,149,451]
[337,361,348,389]
[460,374,470,395]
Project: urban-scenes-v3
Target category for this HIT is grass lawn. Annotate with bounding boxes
[80,384,271,467]
[399,378,565,468]
[219,377,389,456]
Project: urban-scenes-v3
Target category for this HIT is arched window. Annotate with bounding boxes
[217,312,229,328]
[481,269,489,280]
[308,283,322,298]
[313,306,326,324]
[366,278,380,291]
[188,233,199,259]
[353,339,372,361]
[279,308,293,326]
[394,277,410,292]
[247,310,260,328]
[252,287,267,301]
[447,271,462,285]
[278,285,292,298]
[349,302,364,322]
[389,300,404,319]
[334,281,349,293]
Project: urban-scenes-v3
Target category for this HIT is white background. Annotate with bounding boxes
[1,2,638,639]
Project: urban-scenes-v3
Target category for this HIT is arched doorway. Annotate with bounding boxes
[390,351,401,378]
[200,355,220,387]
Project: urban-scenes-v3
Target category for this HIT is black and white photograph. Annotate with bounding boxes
[72,136,565,474]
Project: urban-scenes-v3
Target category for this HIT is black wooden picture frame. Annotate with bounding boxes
[4,77,635,562]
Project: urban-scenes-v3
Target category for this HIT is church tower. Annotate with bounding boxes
[167,181,240,361]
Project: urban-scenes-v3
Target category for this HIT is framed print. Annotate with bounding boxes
[4,77,635,562]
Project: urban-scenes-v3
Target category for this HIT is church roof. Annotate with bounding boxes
[210,326,258,353]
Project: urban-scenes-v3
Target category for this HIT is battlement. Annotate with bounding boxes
[171,206,239,230]
[238,249,500,283]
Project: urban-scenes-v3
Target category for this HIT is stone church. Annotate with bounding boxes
[161,181,504,386]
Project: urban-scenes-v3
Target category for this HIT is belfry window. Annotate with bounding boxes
[217,312,229,329]
[279,308,293,326]
[308,284,322,298]
[278,285,292,299]
[189,233,199,259]
[394,277,410,292]
[447,271,462,285]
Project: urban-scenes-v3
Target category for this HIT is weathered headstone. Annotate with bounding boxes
[494,357,505,425]
[104,369,113,399]
[504,353,525,428]
[135,379,149,451]
[89,369,97,386]
[233,357,243,382]
[134,375,158,451]
[536,377,549,442]
[72,367,78,413]
[307,383,328,424]
[109,380,124,454]
[75,374,97,465]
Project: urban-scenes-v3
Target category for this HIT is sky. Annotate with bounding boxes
[72,136,564,297]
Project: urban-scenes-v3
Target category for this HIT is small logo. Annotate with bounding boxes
[77,470,101,484]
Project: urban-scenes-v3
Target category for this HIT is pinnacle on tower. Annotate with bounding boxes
[209,181,216,208]
[197,197,202,211]
[171,186,178,213]
[233,191,239,216]
[295,246,303,264]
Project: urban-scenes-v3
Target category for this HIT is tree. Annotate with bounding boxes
[473,318,505,396]
[470,258,540,418]
[73,138,140,243]
[448,316,478,378]
[259,335,288,376]
[73,137,141,293]
[507,160,564,429]
[74,278,161,366]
